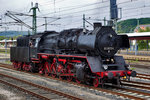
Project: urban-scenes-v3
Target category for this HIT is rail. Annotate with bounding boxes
[0,72,83,100]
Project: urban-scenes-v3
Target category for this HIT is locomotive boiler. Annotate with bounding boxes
[38,23,128,57]
[10,23,136,87]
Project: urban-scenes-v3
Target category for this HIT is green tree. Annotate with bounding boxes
[138,27,150,32]
[137,27,150,50]
[0,36,6,40]
[137,40,147,50]
[117,18,150,33]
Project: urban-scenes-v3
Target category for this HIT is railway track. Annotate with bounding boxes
[129,63,150,69]
[121,80,150,91]
[0,72,82,100]
[136,74,150,80]
[0,63,150,100]
[138,73,150,77]
[107,85,150,100]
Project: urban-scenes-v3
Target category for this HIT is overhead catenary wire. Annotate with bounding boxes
[37,0,143,20]
[37,18,61,27]
[38,0,140,17]
[5,11,32,29]
[117,0,138,5]
[38,3,149,22]
[39,0,109,17]
[1,0,149,32]
[3,0,141,21]
[39,0,67,6]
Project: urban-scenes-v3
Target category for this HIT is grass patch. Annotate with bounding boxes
[127,60,139,63]
[0,49,10,54]
[130,67,135,70]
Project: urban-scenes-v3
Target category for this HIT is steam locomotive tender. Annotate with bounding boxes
[10,23,136,87]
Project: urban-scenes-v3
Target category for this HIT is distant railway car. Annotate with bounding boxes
[10,23,136,87]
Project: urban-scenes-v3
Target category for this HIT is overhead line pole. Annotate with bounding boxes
[44,17,47,31]
[5,11,32,29]
[110,0,118,32]
[104,17,106,26]
[29,3,40,35]
[83,14,86,32]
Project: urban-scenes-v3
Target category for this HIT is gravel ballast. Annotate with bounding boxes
[0,67,128,100]
[0,83,39,100]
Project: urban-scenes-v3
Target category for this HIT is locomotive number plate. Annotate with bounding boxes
[104,47,114,50]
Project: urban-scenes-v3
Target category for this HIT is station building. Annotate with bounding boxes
[120,32,150,56]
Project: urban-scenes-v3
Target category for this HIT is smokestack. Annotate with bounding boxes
[94,22,102,29]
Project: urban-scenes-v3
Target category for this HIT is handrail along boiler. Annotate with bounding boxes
[10,23,136,87]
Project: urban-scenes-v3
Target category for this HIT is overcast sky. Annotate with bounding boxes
[0,0,150,32]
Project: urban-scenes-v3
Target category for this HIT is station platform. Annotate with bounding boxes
[117,54,150,61]
[118,50,150,56]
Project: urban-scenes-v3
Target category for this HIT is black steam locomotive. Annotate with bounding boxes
[10,23,136,87]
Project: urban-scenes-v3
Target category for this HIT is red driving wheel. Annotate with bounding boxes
[93,76,99,87]
[44,62,50,76]
[67,68,73,81]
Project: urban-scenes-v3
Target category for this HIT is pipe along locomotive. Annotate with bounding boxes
[10,23,136,87]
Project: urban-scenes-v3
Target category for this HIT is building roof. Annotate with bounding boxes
[0,40,16,43]
[123,32,150,40]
